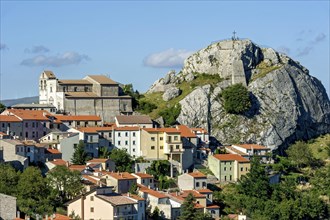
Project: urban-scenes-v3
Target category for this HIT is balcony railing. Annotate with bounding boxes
[114,210,138,217]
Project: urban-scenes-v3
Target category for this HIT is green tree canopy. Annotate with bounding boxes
[0,164,20,196]
[17,167,54,216]
[0,102,6,113]
[109,148,133,172]
[286,141,315,169]
[159,104,181,126]
[71,140,90,165]
[47,165,84,207]
[220,83,251,114]
[178,193,197,220]
[146,160,170,179]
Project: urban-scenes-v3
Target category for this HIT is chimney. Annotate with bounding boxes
[45,215,48,220]
[176,191,179,196]
[16,211,20,218]
[66,161,70,167]
[128,192,130,197]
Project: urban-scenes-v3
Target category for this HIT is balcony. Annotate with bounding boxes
[114,210,138,218]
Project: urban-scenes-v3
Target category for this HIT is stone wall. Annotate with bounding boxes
[0,193,16,220]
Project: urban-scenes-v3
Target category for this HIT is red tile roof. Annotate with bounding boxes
[187,171,207,178]
[213,154,249,162]
[5,109,51,121]
[115,115,153,124]
[206,204,220,209]
[133,173,153,179]
[0,115,21,122]
[191,127,208,134]
[177,125,196,138]
[197,189,213,193]
[170,190,206,199]
[122,193,145,201]
[143,127,180,133]
[233,144,269,150]
[49,159,67,166]
[68,165,86,171]
[105,172,137,180]
[44,214,70,220]
[46,149,62,154]
[139,187,168,199]
[114,126,140,131]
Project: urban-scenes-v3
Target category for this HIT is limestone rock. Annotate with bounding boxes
[162,87,181,101]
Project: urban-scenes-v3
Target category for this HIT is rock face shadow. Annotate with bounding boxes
[244,92,261,118]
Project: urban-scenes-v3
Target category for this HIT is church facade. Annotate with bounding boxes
[39,71,132,122]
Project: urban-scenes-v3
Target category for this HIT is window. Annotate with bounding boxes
[151,146,155,150]
[43,122,46,127]
[160,137,163,140]
[125,141,128,145]
[160,146,163,149]
[69,121,72,126]
[36,122,38,128]
[90,196,94,201]
[43,132,46,136]
[202,182,206,187]
[224,176,227,181]
[118,141,121,145]
[224,167,226,171]
[90,207,94,212]
[95,121,97,126]
[125,132,128,137]
[176,145,180,149]
[77,121,80,126]
[174,136,178,141]
[133,141,136,145]
[230,175,232,181]
[118,133,121,137]
[142,179,145,184]
[74,87,77,92]
[25,132,28,138]
[196,182,200,187]
[50,87,52,92]
[133,132,135,137]
[1,123,4,128]
[25,122,28,128]
[241,167,243,171]
[151,137,155,141]
[7,123,10,128]
[246,167,248,171]
[133,148,135,152]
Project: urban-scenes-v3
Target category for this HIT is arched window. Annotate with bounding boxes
[49,96,54,105]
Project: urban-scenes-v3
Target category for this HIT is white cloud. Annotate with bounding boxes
[0,43,8,50]
[24,45,50,53]
[21,51,90,67]
[144,48,193,68]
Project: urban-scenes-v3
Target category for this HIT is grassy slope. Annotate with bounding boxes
[307,133,330,161]
[138,73,223,119]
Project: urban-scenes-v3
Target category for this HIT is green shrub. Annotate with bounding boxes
[220,83,251,114]
[136,100,157,114]
[159,104,181,126]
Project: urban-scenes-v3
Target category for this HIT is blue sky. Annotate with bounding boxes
[0,1,329,100]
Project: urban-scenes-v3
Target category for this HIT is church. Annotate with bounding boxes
[39,70,132,122]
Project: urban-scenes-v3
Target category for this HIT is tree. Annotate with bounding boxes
[150,206,161,220]
[286,141,315,169]
[178,193,197,220]
[71,140,89,165]
[158,104,181,126]
[99,146,111,159]
[17,167,54,216]
[220,83,251,114]
[0,102,5,113]
[47,165,84,206]
[109,148,133,172]
[146,160,170,178]
[0,164,20,196]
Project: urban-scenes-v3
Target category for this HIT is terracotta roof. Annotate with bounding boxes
[0,132,9,136]
[5,109,51,121]
[64,92,99,98]
[96,194,137,205]
[85,75,118,85]
[197,189,213,193]
[55,115,101,122]
[143,127,180,133]
[139,188,168,199]
[206,204,220,209]
[169,190,206,200]
[82,175,103,185]
[44,214,70,220]
[43,70,56,79]
[68,165,86,171]
[49,159,67,166]
[133,173,153,179]
[87,158,109,163]
[77,126,113,133]
[0,115,21,122]
[177,125,196,138]
[187,171,206,178]
[213,154,249,162]
[194,203,205,209]
[58,79,91,85]
[114,126,140,131]
[105,172,137,180]
[122,193,145,201]
[115,115,152,124]
[225,146,248,156]
[233,144,269,150]
[46,148,62,154]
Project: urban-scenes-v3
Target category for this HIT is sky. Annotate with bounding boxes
[0,1,329,100]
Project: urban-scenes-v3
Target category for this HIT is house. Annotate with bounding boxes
[230,144,270,162]
[45,159,68,171]
[58,133,80,161]
[113,126,141,158]
[39,71,132,122]
[208,154,250,182]
[191,127,209,148]
[115,115,153,128]
[66,187,145,220]
[0,193,17,220]
[86,158,116,171]
[39,131,73,149]
[140,127,185,175]
[102,172,137,193]
[53,115,102,131]
[45,148,62,161]
[0,109,53,141]
[177,125,198,166]
[132,173,155,189]
[178,171,207,190]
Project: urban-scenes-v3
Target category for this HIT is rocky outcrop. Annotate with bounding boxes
[147,39,330,150]
[162,87,181,101]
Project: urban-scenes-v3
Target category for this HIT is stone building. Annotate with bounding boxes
[0,193,17,220]
[39,71,132,122]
